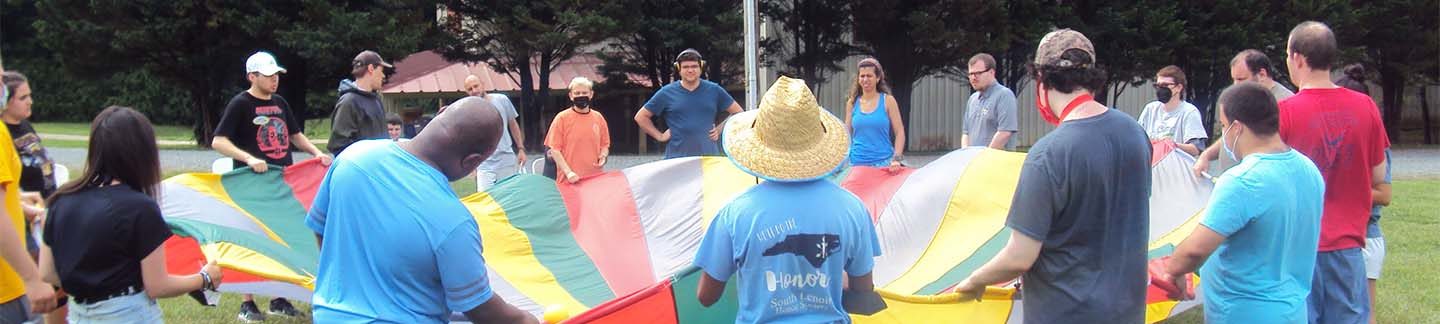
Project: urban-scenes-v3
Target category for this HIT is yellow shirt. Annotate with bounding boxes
[0,125,27,302]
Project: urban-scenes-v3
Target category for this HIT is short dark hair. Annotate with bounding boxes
[1288,21,1339,70]
[1157,65,1186,87]
[1336,63,1369,95]
[1219,82,1281,136]
[1231,49,1277,77]
[968,53,996,70]
[675,49,703,65]
[386,113,403,126]
[1030,49,1106,94]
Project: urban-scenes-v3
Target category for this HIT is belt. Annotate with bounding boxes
[72,285,144,305]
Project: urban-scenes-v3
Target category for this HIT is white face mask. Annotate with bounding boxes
[1222,123,1242,162]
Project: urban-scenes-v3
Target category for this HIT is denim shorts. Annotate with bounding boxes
[1308,248,1369,324]
[69,292,163,324]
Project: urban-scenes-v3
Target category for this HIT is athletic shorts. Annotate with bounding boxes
[1363,236,1386,280]
[1308,248,1370,324]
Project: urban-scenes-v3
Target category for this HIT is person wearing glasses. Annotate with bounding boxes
[962,53,1019,150]
[1138,65,1208,156]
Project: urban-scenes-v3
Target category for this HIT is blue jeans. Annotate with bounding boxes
[69,292,163,324]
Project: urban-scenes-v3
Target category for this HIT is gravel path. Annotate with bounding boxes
[47,147,1438,179]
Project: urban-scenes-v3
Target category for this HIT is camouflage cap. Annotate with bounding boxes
[1034,29,1096,68]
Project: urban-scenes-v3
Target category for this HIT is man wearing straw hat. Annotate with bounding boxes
[693,76,882,323]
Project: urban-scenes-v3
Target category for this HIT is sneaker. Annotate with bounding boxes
[238,300,267,322]
[268,298,301,317]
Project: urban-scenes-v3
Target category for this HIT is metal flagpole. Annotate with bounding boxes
[743,0,759,111]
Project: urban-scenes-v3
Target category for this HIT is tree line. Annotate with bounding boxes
[2,0,1435,146]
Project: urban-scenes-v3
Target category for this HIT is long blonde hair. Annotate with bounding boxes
[846,58,891,108]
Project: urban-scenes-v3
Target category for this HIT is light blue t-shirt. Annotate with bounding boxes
[1199,149,1324,323]
[643,80,736,159]
[693,180,880,324]
[306,140,493,323]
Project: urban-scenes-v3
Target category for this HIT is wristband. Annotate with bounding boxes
[199,269,214,291]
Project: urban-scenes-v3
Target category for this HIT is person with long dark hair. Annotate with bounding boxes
[843,58,906,170]
[38,106,222,323]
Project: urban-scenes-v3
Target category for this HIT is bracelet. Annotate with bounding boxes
[199,269,214,291]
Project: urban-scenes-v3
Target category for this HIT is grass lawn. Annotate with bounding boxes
[1160,179,1440,323]
[141,170,1435,323]
[35,119,333,150]
[34,122,194,142]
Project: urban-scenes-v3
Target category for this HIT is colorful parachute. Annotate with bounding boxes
[158,144,1211,323]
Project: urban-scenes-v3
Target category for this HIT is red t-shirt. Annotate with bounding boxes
[1278,87,1389,251]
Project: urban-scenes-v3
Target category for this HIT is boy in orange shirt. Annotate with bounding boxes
[546,77,611,183]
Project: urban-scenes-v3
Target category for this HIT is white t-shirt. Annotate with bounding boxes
[1137,101,1208,144]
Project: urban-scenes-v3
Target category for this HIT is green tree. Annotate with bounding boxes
[759,0,855,85]
[989,0,1064,93]
[1057,0,1184,107]
[595,0,744,91]
[31,0,437,145]
[1352,0,1440,143]
[1169,0,1290,133]
[437,0,616,149]
[849,0,1003,131]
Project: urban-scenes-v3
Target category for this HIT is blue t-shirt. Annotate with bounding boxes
[693,180,880,324]
[1005,109,1151,323]
[1367,148,1392,238]
[1199,149,1324,323]
[306,140,493,323]
[643,80,736,159]
[848,94,893,166]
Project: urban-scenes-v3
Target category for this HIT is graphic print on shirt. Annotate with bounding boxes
[1305,109,1356,174]
[12,132,54,188]
[754,217,843,315]
[253,105,291,159]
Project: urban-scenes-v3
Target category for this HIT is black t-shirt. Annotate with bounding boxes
[1005,109,1152,323]
[43,186,172,300]
[6,120,56,197]
[215,92,302,169]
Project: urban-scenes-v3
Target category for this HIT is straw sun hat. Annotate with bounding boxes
[723,76,849,182]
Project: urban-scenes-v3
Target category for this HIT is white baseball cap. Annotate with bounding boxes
[245,52,287,76]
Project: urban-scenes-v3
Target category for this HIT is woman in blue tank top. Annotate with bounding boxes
[844,58,907,170]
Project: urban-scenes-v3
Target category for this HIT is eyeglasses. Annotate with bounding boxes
[967,68,993,77]
[1154,83,1177,88]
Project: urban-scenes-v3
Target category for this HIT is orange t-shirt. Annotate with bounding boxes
[0,125,27,302]
[544,108,611,178]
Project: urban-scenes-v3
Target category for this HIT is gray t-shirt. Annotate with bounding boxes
[1270,83,1296,101]
[964,83,1019,149]
[485,93,518,155]
[1006,109,1151,324]
[1137,101,1208,146]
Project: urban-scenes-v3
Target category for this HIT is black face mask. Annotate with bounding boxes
[1155,86,1173,104]
[573,96,591,109]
